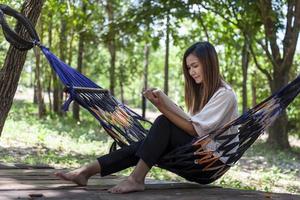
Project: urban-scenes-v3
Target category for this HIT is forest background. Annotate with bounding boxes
[0,0,299,194]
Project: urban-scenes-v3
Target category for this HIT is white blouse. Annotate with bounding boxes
[189,82,239,164]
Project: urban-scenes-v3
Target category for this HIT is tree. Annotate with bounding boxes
[0,0,45,136]
[51,1,68,116]
[257,0,300,149]
[43,0,55,113]
[73,1,88,121]
[198,0,262,113]
[200,0,300,149]
[164,12,170,95]
[105,0,118,96]
[34,16,47,118]
[142,43,150,117]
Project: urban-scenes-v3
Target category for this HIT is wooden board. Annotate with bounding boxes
[0,165,299,200]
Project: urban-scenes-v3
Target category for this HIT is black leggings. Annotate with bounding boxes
[97,115,195,177]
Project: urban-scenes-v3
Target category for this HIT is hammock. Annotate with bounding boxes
[1,4,299,184]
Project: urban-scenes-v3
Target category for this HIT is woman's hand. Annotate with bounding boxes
[142,88,164,110]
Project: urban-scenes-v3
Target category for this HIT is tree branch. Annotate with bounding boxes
[198,2,240,28]
[195,5,210,41]
[255,38,278,69]
[249,43,272,83]
[282,0,300,72]
[258,0,282,65]
[283,0,294,58]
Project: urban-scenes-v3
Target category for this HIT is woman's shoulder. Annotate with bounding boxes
[212,81,237,101]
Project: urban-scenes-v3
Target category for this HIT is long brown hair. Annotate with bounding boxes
[183,42,224,115]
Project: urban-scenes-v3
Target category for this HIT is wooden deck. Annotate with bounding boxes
[0,163,299,200]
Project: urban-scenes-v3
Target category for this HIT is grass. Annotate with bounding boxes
[1,100,111,168]
[215,138,300,194]
[0,99,299,194]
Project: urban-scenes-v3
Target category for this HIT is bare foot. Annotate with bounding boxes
[54,169,88,186]
[108,176,145,194]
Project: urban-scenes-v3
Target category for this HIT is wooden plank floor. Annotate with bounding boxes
[0,163,299,200]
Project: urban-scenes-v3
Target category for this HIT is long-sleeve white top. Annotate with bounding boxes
[189,82,239,164]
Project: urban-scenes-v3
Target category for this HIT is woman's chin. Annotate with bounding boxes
[195,80,202,84]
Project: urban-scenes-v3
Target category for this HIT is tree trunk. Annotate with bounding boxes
[52,69,60,114]
[267,72,290,149]
[53,16,67,116]
[106,0,116,96]
[73,2,88,121]
[33,85,38,103]
[35,16,46,118]
[35,45,46,118]
[241,36,250,113]
[268,111,289,148]
[118,53,126,103]
[47,14,53,112]
[119,64,125,103]
[67,31,75,66]
[73,32,84,121]
[251,72,257,107]
[108,42,116,96]
[164,13,170,95]
[142,44,150,118]
[0,0,45,136]
[59,17,67,112]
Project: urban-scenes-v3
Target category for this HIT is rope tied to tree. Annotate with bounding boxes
[0,4,40,51]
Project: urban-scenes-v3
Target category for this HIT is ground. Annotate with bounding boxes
[1,165,299,200]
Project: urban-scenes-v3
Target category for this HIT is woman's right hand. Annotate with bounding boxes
[142,88,164,109]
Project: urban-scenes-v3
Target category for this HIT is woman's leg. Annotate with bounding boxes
[54,161,101,186]
[108,115,194,193]
[56,115,193,192]
[108,159,150,193]
[55,141,142,185]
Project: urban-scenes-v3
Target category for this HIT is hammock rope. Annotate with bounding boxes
[1,4,299,184]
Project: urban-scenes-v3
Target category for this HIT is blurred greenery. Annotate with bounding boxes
[0,0,299,195]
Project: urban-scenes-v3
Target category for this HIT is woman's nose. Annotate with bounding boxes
[189,68,195,75]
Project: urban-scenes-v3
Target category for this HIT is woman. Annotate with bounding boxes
[55,41,239,193]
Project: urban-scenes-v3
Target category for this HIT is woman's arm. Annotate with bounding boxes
[143,88,199,136]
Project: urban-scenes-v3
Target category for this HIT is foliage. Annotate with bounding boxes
[0,0,299,194]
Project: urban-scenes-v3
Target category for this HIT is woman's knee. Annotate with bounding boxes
[147,115,171,137]
[153,115,170,125]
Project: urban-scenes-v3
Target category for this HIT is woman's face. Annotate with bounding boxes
[186,54,203,84]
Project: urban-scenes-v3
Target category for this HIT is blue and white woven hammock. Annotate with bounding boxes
[1,4,299,184]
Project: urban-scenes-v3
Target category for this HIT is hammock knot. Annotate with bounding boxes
[33,39,41,47]
[62,86,75,112]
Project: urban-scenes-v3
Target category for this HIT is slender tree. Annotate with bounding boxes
[73,1,87,121]
[34,16,47,118]
[105,0,117,96]
[164,12,170,95]
[142,43,150,118]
